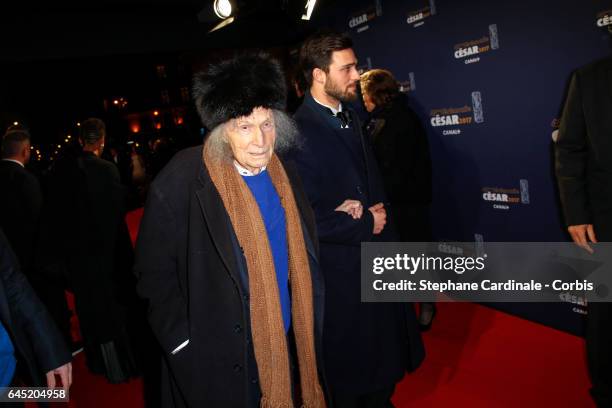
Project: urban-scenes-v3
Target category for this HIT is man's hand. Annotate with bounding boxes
[335,199,363,219]
[369,202,386,234]
[46,362,72,389]
[568,224,597,254]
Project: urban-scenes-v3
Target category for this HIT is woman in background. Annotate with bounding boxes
[361,69,436,330]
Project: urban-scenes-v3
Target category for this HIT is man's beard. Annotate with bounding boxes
[324,78,357,102]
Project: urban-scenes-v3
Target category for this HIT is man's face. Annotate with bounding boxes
[323,48,360,102]
[225,107,276,174]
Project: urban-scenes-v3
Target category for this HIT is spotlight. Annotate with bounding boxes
[214,0,232,19]
[302,0,317,20]
[198,0,235,30]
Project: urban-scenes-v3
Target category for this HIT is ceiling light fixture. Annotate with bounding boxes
[214,0,232,19]
[302,0,317,20]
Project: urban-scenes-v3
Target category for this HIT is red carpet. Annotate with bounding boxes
[29,209,593,407]
[392,302,593,407]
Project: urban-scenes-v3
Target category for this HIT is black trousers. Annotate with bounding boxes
[587,301,612,407]
[331,385,396,408]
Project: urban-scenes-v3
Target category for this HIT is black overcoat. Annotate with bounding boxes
[364,94,432,242]
[556,56,612,239]
[289,93,425,395]
[134,146,326,407]
[0,160,43,272]
[555,57,612,407]
[38,152,135,352]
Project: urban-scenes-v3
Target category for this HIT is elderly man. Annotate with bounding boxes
[134,53,327,407]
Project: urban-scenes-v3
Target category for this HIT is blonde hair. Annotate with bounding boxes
[360,69,400,108]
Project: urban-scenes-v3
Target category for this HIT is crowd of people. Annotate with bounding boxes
[0,28,608,408]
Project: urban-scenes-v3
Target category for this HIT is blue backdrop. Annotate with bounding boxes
[310,0,612,334]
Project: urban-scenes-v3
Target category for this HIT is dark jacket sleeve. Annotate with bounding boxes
[555,72,590,226]
[134,184,189,355]
[22,173,43,222]
[288,140,374,246]
[0,229,71,376]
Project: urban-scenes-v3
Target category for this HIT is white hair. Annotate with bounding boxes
[205,109,299,161]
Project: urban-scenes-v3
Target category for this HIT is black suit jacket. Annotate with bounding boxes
[289,93,424,394]
[134,146,326,408]
[556,57,612,239]
[38,152,134,346]
[0,160,43,271]
[365,94,432,206]
[0,228,71,386]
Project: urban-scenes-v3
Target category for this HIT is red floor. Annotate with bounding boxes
[33,302,592,408]
[30,209,594,407]
[393,302,593,407]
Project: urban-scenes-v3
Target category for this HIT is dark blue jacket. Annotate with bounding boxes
[288,93,425,394]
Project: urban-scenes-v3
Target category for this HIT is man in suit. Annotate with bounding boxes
[0,127,75,359]
[0,128,42,274]
[290,31,424,407]
[0,227,72,390]
[555,56,612,407]
[39,118,138,383]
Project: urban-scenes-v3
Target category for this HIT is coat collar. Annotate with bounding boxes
[302,92,367,167]
[1,158,24,168]
[195,164,242,284]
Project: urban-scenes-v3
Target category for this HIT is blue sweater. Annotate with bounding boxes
[0,322,15,386]
[242,170,290,332]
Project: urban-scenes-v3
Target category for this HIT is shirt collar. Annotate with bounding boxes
[233,160,266,177]
[1,158,24,168]
[312,95,343,116]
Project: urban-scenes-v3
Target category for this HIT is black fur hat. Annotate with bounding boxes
[193,53,287,130]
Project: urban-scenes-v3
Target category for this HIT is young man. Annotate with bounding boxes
[289,31,425,407]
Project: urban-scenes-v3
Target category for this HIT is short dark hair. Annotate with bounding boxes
[80,118,106,145]
[360,69,400,107]
[299,30,353,88]
[1,129,30,159]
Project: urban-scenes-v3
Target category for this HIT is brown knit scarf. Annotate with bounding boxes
[203,142,326,408]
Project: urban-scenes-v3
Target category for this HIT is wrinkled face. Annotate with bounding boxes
[323,48,360,102]
[225,107,276,174]
[362,90,376,112]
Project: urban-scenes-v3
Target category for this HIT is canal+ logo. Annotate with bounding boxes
[481,180,530,211]
[596,10,612,28]
[453,24,500,65]
[429,91,484,135]
[406,0,437,28]
[348,0,382,33]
